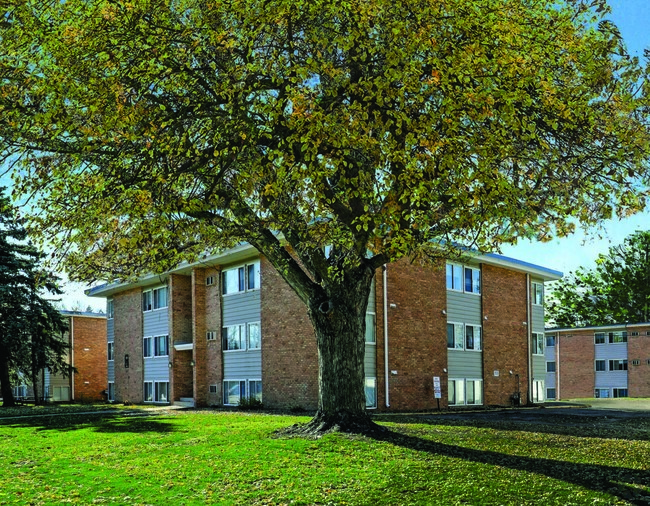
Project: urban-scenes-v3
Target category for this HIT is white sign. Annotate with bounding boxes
[433,376,441,399]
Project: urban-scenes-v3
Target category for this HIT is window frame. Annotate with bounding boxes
[365,312,376,344]
[532,333,545,355]
[143,336,152,358]
[447,322,465,350]
[206,331,217,341]
[446,263,481,295]
[546,388,556,399]
[222,261,261,296]
[545,334,556,347]
[532,282,544,305]
[546,361,556,373]
[247,322,261,350]
[154,381,169,403]
[209,384,218,394]
[223,379,247,406]
[142,285,168,312]
[153,335,169,357]
[595,359,606,372]
[608,359,628,371]
[248,379,263,402]
[594,388,610,398]
[107,299,114,319]
[613,388,628,398]
[152,286,168,310]
[144,381,154,402]
[107,342,114,362]
[107,382,115,402]
[594,333,606,345]
[365,377,377,409]
[608,331,628,344]
[222,325,245,351]
[464,324,482,351]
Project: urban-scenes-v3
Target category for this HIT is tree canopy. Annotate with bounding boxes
[546,231,650,328]
[0,188,70,407]
[1,0,649,429]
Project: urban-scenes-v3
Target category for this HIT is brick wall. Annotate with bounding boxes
[261,257,318,410]
[71,316,107,402]
[482,265,529,405]
[169,274,193,400]
[381,259,447,411]
[628,330,650,397]
[557,330,594,399]
[113,288,143,403]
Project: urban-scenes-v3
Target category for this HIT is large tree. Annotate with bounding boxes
[0,188,70,407]
[547,231,650,328]
[1,0,649,431]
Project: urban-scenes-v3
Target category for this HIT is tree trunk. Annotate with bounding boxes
[280,266,383,436]
[0,347,15,407]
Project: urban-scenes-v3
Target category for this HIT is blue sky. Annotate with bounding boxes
[2,0,649,309]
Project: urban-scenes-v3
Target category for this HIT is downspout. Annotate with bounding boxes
[70,316,75,401]
[555,331,560,400]
[526,274,532,403]
[383,265,390,408]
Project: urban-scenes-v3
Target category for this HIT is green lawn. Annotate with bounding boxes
[0,408,648,505]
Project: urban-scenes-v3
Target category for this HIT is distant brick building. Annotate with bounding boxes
[544,324,650,400]
[89,245,561,410]
[12,310,107,402]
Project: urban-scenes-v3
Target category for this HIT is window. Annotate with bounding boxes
[107,382,115,402]
[365,313,376,343]
[107,299,114,319]
[144,381,153,402]
[206,276,215,286]
[209,385,218,394]
[222,261,260,295]
[107,342,114,361]
[446,263,480,294]
[546,388,556,399]
[595,360,606,372]
[464,267,481,294]
[249,380,263,402]
[142,290,152,312]
[153,287,168,310]
[609,359,628,371]
[365,378,377,409]
[532,380,545,403]
[613,388,628,398]
[545,335,555,347]
[223,380,247,405]
[154,381,169,402]
[546,361,556,373]
[206,331,217,341]
[447,323,464,350]
[608,332,627,344]
[222,325,245,351]
[595,388,610,398]
[532,282,544,305]
[532,333,544,355]
[448,379,465,405]
[248,323,261,350]
[630,331,639,337]
[446,263,463,291]
[466,379,483,405]
[595,333,605,344]
[154,335,169,357]
[143,336,152,358]
[465,325,481,351]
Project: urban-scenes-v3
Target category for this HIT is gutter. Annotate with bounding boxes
[383,265,390,408]
[70,316,75,401]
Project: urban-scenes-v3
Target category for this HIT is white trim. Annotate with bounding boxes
[174,342,194,351]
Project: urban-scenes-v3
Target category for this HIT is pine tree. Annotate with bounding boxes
[0,188,70,407]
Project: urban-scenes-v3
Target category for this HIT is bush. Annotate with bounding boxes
[238,396,263,410]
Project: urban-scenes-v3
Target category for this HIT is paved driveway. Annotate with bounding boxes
[551,398,650,412]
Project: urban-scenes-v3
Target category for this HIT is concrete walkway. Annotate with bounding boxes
[556,398,650,411]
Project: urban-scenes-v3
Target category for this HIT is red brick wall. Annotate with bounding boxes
[169,274,193,400]
[113,288,143,403]
[482,265,529,405]
[71,316,108,402]
[628,330,650,397]
[261,257,318,410]
[381,259,447,411]
[192,267,223,406]
[557,330,594,399]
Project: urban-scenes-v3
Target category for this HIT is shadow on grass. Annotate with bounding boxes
[373,409,650,442]
[372,428,650,505]
[0,411,177,434]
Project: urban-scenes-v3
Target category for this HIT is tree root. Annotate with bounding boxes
[275,410,386,438]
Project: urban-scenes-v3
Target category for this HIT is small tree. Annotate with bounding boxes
[0,188,70,407]
[1,0,649,431]
[547,231,650,328]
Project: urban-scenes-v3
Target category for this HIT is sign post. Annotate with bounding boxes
[433,376,441,410]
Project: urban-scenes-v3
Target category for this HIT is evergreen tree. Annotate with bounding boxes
[0,189,70,407]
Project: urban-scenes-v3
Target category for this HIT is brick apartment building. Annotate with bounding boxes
[88,244,561,410]
[12,310,108,402]
[544,324,650,400]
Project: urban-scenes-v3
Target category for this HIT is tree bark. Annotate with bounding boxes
[0,347,16,407]
[280,265,384,436]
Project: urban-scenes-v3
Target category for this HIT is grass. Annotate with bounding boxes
[0,407,648,505]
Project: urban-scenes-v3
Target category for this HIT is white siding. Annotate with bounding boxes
[107,318,115,382]
[532,355,546,382]
[143,308,169,337]
[223,350,262,378]
[448,350,482,377]
[446,291,482,324]
[364,344,376,377]
[595,342,628,360]
[223,291,261,326]
[144,357,170,382]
